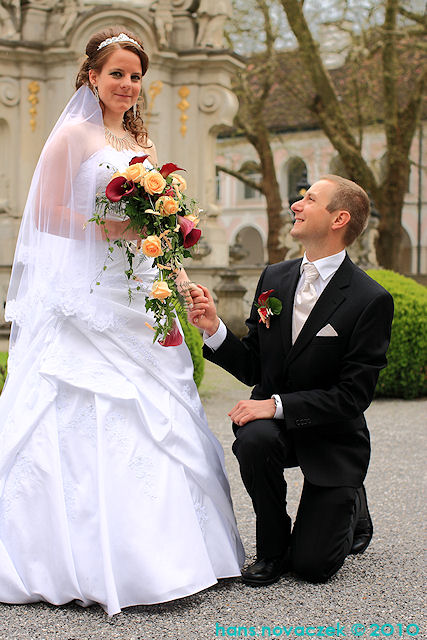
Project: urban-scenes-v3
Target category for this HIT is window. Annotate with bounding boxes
[215,168,221,201]
[287,157,308,203]
[243,175,261,200]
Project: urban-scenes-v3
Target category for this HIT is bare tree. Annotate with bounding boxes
[278,0,426,269]
[223,0,426,268]
[219,0,287,264]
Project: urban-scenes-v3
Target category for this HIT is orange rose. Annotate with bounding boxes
[123,163,147,184]
[142,235,163,258]
[155,196,179,216]
[169,173,187,192]
[143,171,166,195]
[151,280,172,300]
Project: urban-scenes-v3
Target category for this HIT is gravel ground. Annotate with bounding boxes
[0,360,425,640]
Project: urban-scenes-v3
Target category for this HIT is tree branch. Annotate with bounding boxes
[216,164,264,193]
[398,6,427,28]
[399,66,427,149]
[382,0,399,152]
[279,0,378,194]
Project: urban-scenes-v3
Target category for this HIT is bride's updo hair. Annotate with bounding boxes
[76,27,150,147]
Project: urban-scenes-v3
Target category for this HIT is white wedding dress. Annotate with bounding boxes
[0,146,244,616]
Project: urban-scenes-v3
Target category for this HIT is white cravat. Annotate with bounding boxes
[292,262,320,343]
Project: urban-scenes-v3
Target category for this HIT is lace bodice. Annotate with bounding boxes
[74,144,151,209]
[95,145,150,193]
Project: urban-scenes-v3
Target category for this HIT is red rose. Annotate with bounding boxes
[178,215,201,248]
[159,162,184,178]
[158,320,183,347]
[129,154,149,166]
[105,176,136,202]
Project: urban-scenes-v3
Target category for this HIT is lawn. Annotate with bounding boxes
[0,352,7,367]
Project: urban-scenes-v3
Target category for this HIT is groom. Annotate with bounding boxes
[189,174,394,585]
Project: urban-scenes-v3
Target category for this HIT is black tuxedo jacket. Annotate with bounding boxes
[204,255,394,488]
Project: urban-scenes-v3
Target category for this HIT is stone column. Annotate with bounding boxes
[149,50,243,268]
[21,2,51,42]
[0,1,244,321]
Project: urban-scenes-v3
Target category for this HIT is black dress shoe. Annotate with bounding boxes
[241,556,288,586]
[350,486,373,555]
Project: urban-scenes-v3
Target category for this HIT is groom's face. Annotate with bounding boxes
[290,180,337,243]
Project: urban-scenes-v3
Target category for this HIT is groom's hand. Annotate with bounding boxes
[228,399,276,426]
[188,284,220,335]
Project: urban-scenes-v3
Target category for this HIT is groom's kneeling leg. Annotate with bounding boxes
[290,480,358,583]
[232,419,293,559]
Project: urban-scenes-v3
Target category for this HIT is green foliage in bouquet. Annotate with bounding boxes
[367,270,427,399]
[90,156,201,346]
[176,308,205,388]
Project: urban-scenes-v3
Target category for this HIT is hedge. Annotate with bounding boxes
[0,352,6,393]
[367,269,427,399]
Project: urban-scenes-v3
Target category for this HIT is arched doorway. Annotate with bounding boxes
[230,226,264,265]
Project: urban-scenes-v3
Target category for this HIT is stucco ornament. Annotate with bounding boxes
[0,0,21,39]
[196,0,232,48]
[0,78,20,107]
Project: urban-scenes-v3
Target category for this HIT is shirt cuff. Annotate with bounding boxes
[203,319,227,351]
[272,394,284,420]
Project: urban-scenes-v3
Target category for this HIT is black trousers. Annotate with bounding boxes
[232,419,359,583]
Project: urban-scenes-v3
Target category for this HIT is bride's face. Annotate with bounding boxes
[89,48,142,120]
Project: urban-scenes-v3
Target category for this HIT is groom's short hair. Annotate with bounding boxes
[321,174,370,246]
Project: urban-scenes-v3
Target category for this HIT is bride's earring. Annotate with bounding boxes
[93,86,99,102]
[133,101,138,118]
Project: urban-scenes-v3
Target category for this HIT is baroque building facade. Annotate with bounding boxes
[0,0,237,318]
[0,2,425,330]
[216,121,426,277]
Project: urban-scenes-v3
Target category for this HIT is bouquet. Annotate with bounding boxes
[90,155,201,346]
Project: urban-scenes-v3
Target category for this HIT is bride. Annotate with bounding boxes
[0,27,244,616]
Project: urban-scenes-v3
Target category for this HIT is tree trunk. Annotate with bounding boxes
[264,175,285,265]
[375,157,411,269]
[252,127,285,264]
[375,211,404,270]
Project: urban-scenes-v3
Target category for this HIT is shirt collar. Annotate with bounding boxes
[301,249,346,281]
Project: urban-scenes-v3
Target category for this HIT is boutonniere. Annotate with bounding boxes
[256,289,282,328]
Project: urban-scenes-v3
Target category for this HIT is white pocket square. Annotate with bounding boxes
[316,324,338,337]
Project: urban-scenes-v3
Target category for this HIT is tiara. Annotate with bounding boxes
[97,33,141,50]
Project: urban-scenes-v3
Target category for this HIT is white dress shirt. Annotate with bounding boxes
[204,249,346,419]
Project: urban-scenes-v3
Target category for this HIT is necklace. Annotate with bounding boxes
[104,126,138,151]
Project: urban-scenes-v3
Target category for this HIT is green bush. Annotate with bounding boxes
[0,352,7,394]
[177,307,205,388]
[367,270,427,399]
